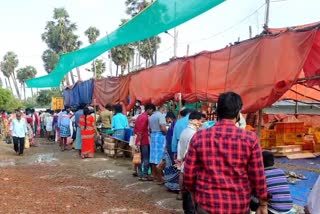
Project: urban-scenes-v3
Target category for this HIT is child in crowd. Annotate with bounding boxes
[251,151,293,214]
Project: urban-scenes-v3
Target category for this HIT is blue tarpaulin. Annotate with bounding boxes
[63,80,94,108]
[78,79,93,105]
[275,157,320,206]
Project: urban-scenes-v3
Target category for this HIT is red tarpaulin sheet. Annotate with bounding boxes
[269,22,320,86]
[92,76,130,107]
[128,29,318,112]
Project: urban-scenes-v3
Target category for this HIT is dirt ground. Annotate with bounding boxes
[0,138,315,214]
[0,139,182,214]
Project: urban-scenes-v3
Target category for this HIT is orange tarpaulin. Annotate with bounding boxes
[281,84,320,102]
[92,76,130,107]
[128,29,318,112]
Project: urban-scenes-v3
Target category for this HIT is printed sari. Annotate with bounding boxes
[79,115,95,158]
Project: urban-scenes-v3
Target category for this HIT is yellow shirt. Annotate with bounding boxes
[98,110,112,129]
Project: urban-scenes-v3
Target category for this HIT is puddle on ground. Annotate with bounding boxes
[92,169,123,179]
[0,153,59,167]
[82,158,109,162]
[156,198,183,213]
[102,208,149,214]
[55,185,91,192]
[29,153,58,165]
[0,159,16,167]
[92,170,115,178]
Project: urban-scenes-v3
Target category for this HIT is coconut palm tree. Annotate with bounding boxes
[1,52,21,99]
[17,66,37,100]
[85,26,100,78]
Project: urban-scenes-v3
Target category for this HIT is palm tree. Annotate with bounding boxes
[42,49,59,74]
[41,8,80,85]
[1,62,13,93]
[124,0,161,68]
[85,26,100,78]
[91,59,106,79]
[111,45,134,76]
[17,66,37,100]
[0,52,21,99]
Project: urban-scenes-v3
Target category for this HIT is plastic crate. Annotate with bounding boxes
[276,133,304,145]
[275,122,304,133]
[314,131,320,144]
[260,139,276,149]
[260,130,276,140]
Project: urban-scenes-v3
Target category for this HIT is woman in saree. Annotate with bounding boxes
[79,107,98,158]
[26,116,36,146]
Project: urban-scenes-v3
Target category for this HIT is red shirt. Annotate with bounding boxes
[134,112,149,146]
[184,120,267,214]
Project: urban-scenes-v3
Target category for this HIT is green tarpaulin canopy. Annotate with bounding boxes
[26,0,225,88]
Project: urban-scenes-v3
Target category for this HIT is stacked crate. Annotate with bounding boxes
[275,122,304,146]
[260,130,276,149]
[314,131,320,152]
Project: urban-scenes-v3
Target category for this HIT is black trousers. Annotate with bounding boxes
[13,137,25,155]
[182,191,196,214]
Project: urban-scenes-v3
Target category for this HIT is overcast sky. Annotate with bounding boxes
[0,0,319,94]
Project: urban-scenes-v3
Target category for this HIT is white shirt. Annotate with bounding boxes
[177,124,197,172]
[46,116,54,131]
[10,118,28,138]
[236,113,246,129]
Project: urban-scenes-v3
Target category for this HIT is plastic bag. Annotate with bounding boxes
[129,135,136,147]
[308,176,320,214]
[132,152,141,165]
[25,136,30,149]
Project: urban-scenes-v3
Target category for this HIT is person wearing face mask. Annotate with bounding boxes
[10,110,28,156]
[183,92,268,214]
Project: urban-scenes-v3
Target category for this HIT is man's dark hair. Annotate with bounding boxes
[145,103,156,111]
[189,111,203,120]
[105,103,113,111]
[166,112,176,120]
[216,92,243,120]
[262,151,274,168]
[79,103,87,110]
[180,108,191,117]
[181,99,186,106]
[114,104,123,114]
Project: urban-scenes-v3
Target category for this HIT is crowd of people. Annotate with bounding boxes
[130,92,295,214]
[0,92,299,213]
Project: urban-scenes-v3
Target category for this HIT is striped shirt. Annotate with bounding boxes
[265,167,293,213]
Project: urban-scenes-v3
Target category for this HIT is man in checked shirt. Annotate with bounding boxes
[183,92,268,214]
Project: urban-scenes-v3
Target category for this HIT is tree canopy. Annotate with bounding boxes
[0,88,23,112]
[36,89,62,107]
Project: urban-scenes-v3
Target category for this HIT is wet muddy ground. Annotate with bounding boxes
[0,139,182,214]
[0,139,316,213]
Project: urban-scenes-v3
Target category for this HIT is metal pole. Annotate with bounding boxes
[264,0,271,29]
[186,44,190,56]
[249,26,252,39]
[174,28,177,58]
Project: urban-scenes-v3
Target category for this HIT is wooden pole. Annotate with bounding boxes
[258,0,271,137]
[257,110,262,137]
